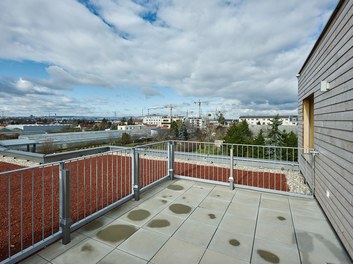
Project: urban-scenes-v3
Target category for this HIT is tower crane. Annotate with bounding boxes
[194,99,207,118]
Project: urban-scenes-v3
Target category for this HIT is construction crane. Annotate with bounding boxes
[164,104,176,124]
[147,106,163,116]
[194,99,207,118]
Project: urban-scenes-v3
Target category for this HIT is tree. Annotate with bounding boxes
[224,120,252,144]
[120,117,127,125]
[283,131,298,147]
[169,121,179,139]
[178,122,188,140]
[253,129,265,145]
[218,113,226,125]
[121,132,132,145]
[127,117,134,125]
[267,114,283,146]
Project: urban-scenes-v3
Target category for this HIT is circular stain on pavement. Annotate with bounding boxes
[229,239,240,247]
[148,219,170,228]
[167,184,184,191]
[277,216,286,221]
[208,213,216,219]
[96,225,137,243]
[127,209,151,221]
[169,204,191,214]
[257,250,280,263]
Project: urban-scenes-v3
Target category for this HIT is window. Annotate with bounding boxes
[303,95,314,152]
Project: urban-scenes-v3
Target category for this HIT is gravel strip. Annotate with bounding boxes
[0,156,40,167]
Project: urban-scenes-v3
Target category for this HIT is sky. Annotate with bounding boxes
[0,0,339,119]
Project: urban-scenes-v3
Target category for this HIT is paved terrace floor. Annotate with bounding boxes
[20,180,352,264]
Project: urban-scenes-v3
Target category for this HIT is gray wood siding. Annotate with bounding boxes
[298,0,353,259]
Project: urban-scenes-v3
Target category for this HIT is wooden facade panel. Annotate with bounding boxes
[315,185,353,253]
[315,120,353,132]
[316,127,353,146]
[299,40,353,99]
[298,0,353,259]
[299,2,352,90]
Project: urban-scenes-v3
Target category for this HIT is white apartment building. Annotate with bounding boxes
[188,117,206,129]
[142,115,183,128]
[239,115,298,126]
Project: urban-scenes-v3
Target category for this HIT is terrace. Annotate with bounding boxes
[1,141,351,264]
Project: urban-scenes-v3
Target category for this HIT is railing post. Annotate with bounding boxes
[310,150,319,196]
[229,146,234,190]
[132,148,140,201]
[59,162,72,245]
[168,141,175,180]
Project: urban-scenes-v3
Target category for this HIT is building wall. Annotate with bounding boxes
[298,0,353,258]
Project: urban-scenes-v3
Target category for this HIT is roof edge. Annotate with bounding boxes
[298,0,345,75]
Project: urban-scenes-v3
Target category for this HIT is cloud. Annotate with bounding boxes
[0,0,338,116]
[140,86,161,98]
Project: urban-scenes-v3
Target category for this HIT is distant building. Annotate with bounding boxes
[238,115,298,126]
[142,115,183,128]
[117,124,146,131]
[188,117,206,129]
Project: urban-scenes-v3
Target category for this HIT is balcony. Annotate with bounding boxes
[0,141,351,263]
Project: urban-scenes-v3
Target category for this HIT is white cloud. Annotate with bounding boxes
[0,0,338,116]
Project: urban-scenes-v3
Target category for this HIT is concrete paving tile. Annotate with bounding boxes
[290,204,326,220]
[199,197,230,212]
[257,208,292,226]
[119,207,156,227]
[77,216,115,236]
[192,181,215,190]
[98,249,147,264]
[118,229,168,261]
[296,231,351,264]
[208,188,236,202]
[188,207,224,226]
[233,189,261,201]
[143,213,185,236]
[160,202,195,219]
[52,238,113,264]
[252,238,301,264]
[208,229,253,262]
[173,219,217,247]
[219,213,256,236]
[136,197,171,214]
[105,201,137,219]
[173,192,207,207]
[226,201,259,220]
[38,232,88,261]
[20,254,50,264]
[154,189,181,201]
[150,238,205,264]
[255,221,296,247]
[260,197,290,212]
[92,219,139,247]
[261,193,289,202]
[200,249,250,264]
[293,215,334,236]
[184,186,212,197]
[165,181,191,192]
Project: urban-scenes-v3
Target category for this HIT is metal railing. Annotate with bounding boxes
[0,140,313,263]
[173,141,312,196]
[0,141,172,264]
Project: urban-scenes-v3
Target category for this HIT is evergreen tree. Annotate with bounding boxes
[253,129,265,145]
[283,131,298,147]
[178,122,188,140]
[218,113,226,125]
[224,120,252,144]
[127,117,134,125]
[170,121,179,139]
[268,114,283,146]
